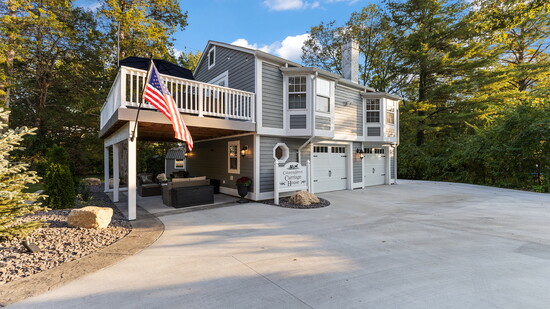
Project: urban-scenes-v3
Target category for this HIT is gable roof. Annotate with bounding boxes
[196,40,376,92]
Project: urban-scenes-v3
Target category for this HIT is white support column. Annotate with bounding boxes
[127,121,137,221]
[113,143,120,202]
[104,146,110,192]
[385,145,391,185]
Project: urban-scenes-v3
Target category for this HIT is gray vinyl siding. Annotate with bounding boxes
[259,136,309,193]
[315,115,331,130]
[262,63,284,128]
[290,115,307,129]
[187,135,254,192]
[335,85,363,136]
[194,46,255,93]
[353,142,362,183]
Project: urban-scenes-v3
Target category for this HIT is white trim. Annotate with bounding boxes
[257,127,286,136]
[113,143,120,203]
[347,143,353,190]
[104,123,131,147]
[272,143,290,163]
[209,70,228,87]
[207,46,216,69]
[255,59,263,129]
[127,121,137,221]
[253,134,260,200]
[228,140,240,174]
[219,186,258,201]
[194,132,255,144]
[104,147,110,192]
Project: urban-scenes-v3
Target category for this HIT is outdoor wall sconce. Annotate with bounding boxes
[184,152,190,158]
[241,145,248,157]
[356,148,364,160]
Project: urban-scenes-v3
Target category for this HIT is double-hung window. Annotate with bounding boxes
[316,78,330,113]
[386,101,395,125]
[366,99,380,123]
[228,141,240,174]
[288,76,307,109]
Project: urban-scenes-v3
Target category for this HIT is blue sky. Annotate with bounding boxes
[77,0,375,63]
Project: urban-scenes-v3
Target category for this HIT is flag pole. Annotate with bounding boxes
[130,54,153,142]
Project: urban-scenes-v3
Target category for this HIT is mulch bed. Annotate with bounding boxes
[0,185,131,285]
[260,197,330,209]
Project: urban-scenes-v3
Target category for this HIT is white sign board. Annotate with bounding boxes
[274,160,310,205]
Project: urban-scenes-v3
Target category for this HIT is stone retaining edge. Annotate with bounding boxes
[0,206,164,307]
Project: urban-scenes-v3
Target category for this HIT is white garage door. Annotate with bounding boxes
[364,148,386,186]
[312,146,347,193]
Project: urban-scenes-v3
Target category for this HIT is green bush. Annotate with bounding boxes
[45,163,75,209]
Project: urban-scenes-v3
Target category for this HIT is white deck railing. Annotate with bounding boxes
[101,66,255,129]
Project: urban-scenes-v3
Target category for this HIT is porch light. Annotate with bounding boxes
[241,145,248,157]
[184,152,190,158]
[356,148,364,160]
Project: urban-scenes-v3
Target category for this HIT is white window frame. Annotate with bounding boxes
[287,76,307,110]
[208,46,216,69]
[228,140,240,174]
[365,98,381,123]
[386,100,395,125]
[174,159,185,169]
[209,70,228,87]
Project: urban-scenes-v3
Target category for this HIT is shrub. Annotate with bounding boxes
[0,109,46,241]
[45,163,75,209]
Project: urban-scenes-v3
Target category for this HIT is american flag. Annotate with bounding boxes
[143,62,193,151]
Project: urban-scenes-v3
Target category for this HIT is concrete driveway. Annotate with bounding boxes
[10,180,550,308]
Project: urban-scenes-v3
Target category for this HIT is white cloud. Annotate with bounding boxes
[231,34,310,62]
[274,34,310,61]
[263,0,321,11]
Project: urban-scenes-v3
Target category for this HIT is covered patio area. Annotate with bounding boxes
[102,108,255,220]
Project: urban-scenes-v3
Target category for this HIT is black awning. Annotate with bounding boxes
[119,57,195,80]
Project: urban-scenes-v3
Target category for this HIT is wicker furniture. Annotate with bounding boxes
[162,176,211,206]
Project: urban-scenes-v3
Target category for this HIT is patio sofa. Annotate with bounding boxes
[162,176,213,207]
[137,173,162,197]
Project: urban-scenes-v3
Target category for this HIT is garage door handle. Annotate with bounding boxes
[329,170,332,177]
[372,168,375,174]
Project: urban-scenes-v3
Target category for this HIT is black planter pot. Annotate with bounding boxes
[236,184,250,203]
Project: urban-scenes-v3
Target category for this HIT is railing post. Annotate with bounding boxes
[198,83,204,117]
[225,90,229,120]
[120,67,127,107]
[251,94,255,122]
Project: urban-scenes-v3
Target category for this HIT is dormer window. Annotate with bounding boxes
[208,47,216,69]
[288,76,306,109]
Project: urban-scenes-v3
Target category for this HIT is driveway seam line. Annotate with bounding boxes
[231,256,313,309]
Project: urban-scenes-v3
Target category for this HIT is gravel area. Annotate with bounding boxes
[0,185,131,285]
[261,197,330,209]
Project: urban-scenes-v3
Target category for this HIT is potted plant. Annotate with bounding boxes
[236,177,252,203]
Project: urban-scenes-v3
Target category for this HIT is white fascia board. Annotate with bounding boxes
[361,92,404,101]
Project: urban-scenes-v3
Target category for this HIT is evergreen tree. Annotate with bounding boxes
[0,109,45,241]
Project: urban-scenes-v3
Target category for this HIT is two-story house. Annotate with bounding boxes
[100,41,401,220]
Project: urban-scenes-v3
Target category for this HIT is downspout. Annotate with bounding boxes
[298,136,315,164]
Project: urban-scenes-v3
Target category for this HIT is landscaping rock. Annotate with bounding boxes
[82,178,101,186]
[67,206,113,229]
[22,240,40,253]
[289,191,320,206]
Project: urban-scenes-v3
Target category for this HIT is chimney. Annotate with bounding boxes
[342,40,359,84]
